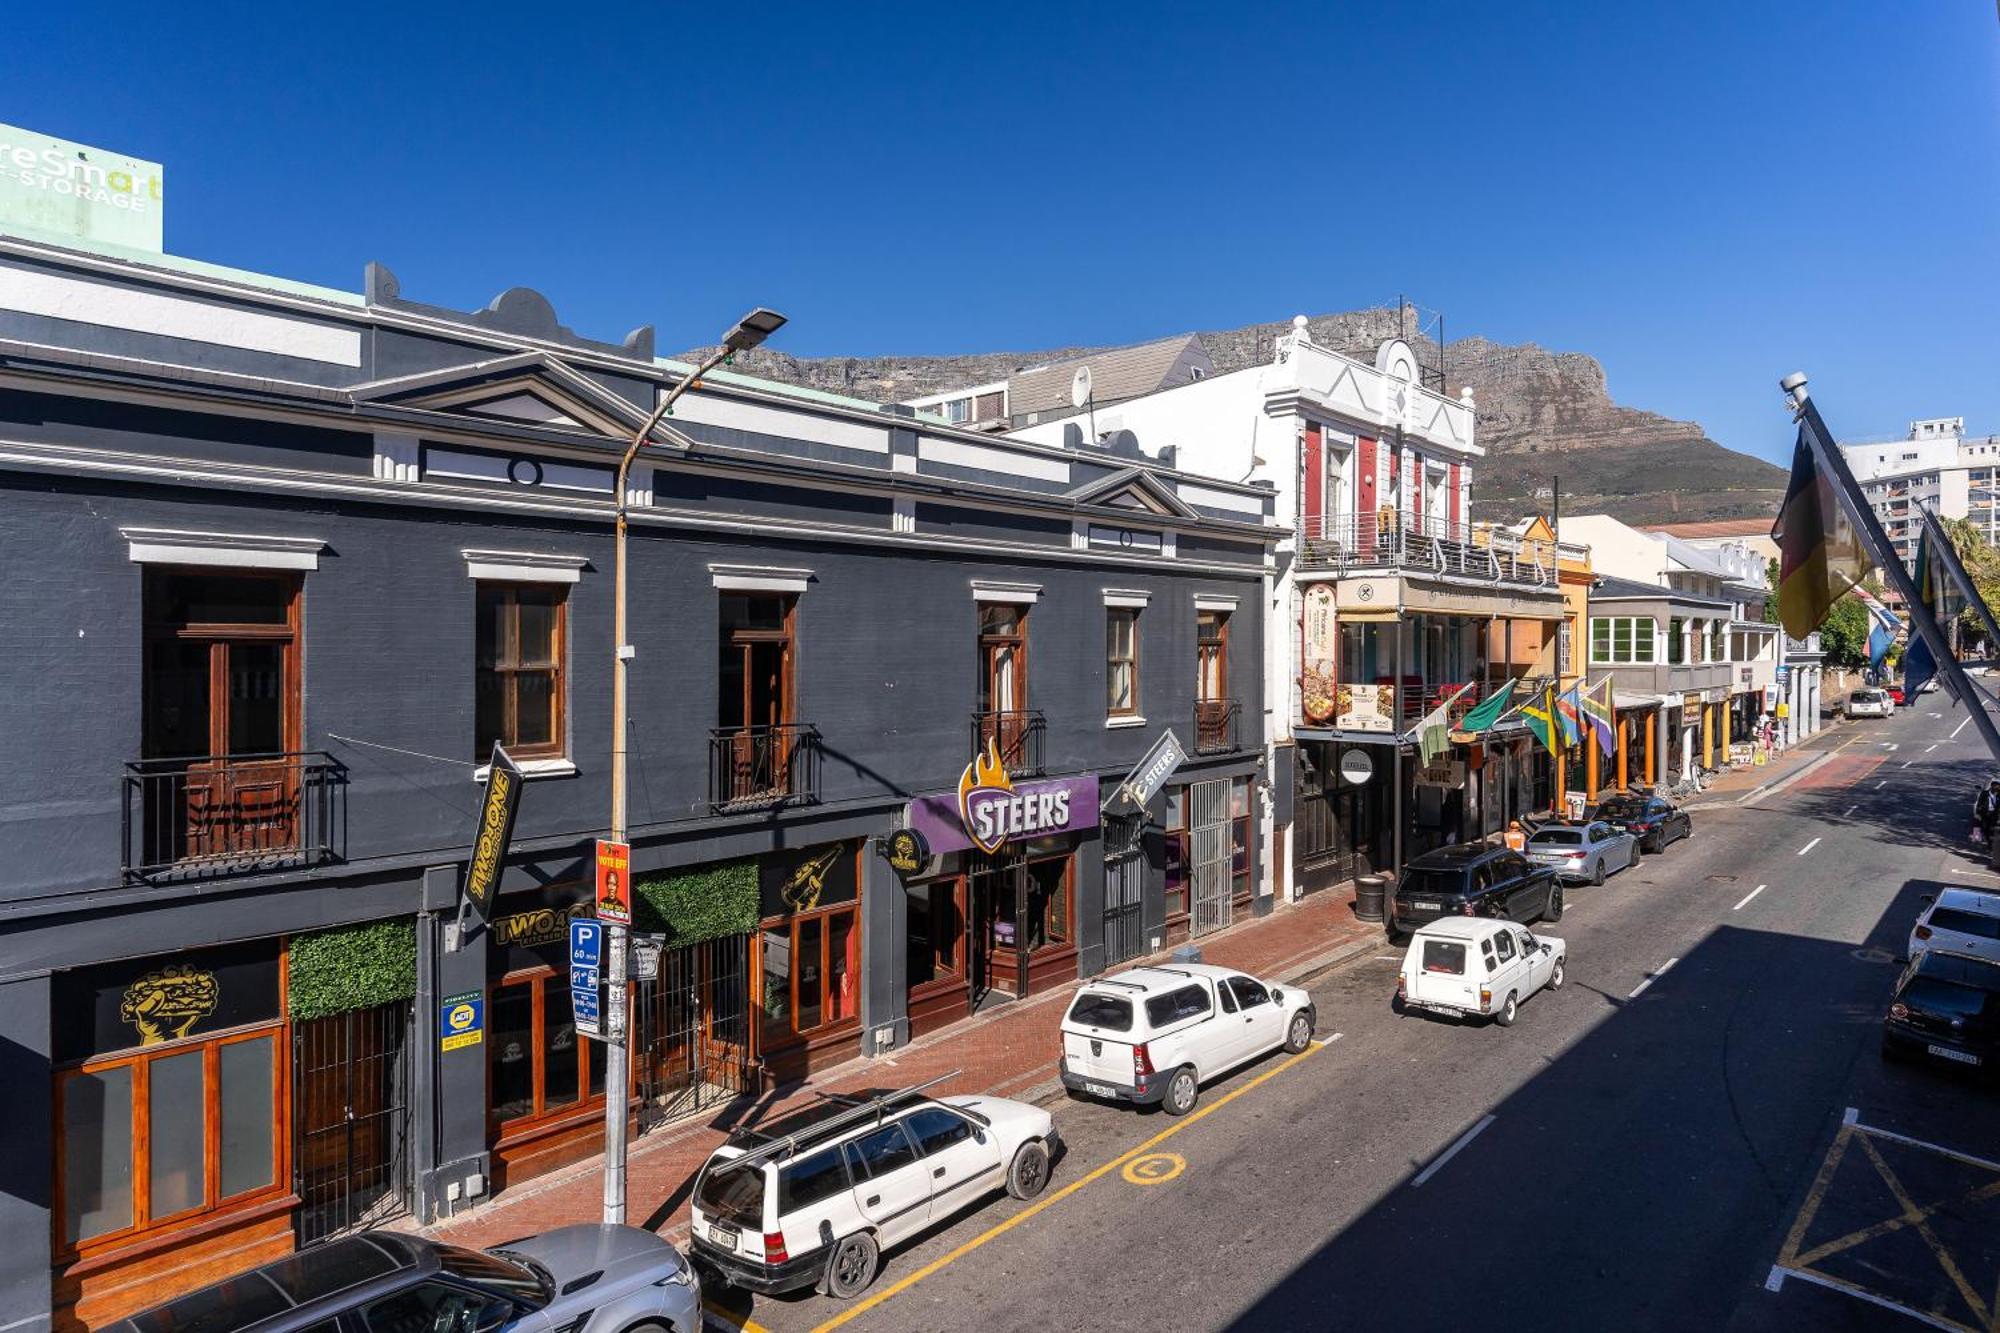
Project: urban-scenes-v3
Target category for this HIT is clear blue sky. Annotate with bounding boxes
[6,1,1996,465]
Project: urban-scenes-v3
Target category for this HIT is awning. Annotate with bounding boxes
[1613,692,1661,711]
[1293,728,1408,748]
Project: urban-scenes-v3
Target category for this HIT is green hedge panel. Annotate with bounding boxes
[633,859,758,945]
[288,919,418,1021]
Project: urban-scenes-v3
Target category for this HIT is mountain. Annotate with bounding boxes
[698,308,1787,527]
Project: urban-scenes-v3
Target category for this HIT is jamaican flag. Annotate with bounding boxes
[1772,422,1872,639]
[1521,684,1563,760]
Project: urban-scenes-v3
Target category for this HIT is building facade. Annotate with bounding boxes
[0,232,1277,1328]
[1842,415,2000,568]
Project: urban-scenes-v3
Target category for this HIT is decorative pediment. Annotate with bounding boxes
[1066,467,1198,519]
[350,351,673,443]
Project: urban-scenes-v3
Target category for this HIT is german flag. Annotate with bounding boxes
[1772,423,1872,639]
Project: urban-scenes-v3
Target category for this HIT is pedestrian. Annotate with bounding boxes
[1504,819,1526,852]
[1973,779,2000,846]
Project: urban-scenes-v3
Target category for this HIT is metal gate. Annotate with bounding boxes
[635,933,754,1135]
[1189,778,1232,937]
[1294,753,1354,893]
[1102,812,1146,967]
[294,1000,412,1246]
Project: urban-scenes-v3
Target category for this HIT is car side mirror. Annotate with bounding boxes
[473,1301,514,1333]
[975,1130,988,1145]
[1542,943,1553,954]
[1270,988,1284,1005]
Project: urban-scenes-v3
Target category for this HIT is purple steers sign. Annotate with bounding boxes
[908,744,1100,856]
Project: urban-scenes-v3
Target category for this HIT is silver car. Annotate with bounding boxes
[1525,820,1639,885]
[111,1225,699,1333]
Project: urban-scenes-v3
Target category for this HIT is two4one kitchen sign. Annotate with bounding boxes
[907,741,1100,856]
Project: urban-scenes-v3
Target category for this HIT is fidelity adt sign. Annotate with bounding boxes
[0,123,163,251]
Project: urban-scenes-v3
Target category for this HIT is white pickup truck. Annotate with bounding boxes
[1058,962,1314,1116]
[1396,917,1566,1027]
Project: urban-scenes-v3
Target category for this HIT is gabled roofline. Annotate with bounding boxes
[1065,466,1201,519]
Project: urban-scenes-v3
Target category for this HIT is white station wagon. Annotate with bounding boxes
[1396,917,1566,1027]
[1059,962,1315,1116]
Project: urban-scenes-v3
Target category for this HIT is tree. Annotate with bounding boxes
[1939,516,2000,651]
[1817,595,1871,668]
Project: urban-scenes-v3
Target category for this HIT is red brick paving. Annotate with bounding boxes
[419,888,1382,1250]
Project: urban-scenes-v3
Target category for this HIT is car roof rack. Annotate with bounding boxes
[1086,978,1149,992]
[716,1070,963,1172]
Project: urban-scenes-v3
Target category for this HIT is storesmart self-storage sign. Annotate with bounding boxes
[0,122,163,251]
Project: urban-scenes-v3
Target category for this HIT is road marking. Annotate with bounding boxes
[809,1037,1332,1331]
[1884,742,1900,751]
[1629,957,1678,998]
[1733,884,1768,911]
[705,1301,770,1333]
[1410,1114,1496,1188]
[1947,867,2000,878]
[1901,761,1914,769]
[1797,837,1821,856]
[1842,804,1857,817]
[1121,1152,1186,1185]
[1952,716,1971,739]
[1763,1265,1970,1332]
[1926,743,1940,753]
[1876,780,1889,789]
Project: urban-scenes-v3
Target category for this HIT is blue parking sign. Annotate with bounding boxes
[569,919,602,969]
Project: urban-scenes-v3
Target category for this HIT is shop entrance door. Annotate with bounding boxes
[636,934,753,1134]
[1189,779,1232,937]
[966,856,1022,1011]
[294,1000,412,1246]
[1294,750,1355,893]
[1102,813,1147,967]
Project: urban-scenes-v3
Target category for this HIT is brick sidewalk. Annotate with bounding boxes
[1688,720,1851,804]
[420,887,1383,1250]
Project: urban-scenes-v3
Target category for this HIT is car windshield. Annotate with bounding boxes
[1929,908,2000,940]
[1596,798,1645,820]
[1530,829,1583,846]
[1902,977,1995,1020]
[450,1246,550,1308]
[1852,691,1884,703]
[694,1157,767,1228]
[1399,867,1467,897]
[1067,992,1134,1031]
[1421,939,1467,975]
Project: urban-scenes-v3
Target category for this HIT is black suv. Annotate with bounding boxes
[1389,842,1562,940]
[1882,949,2000,1074]
[1594,793,1692,853]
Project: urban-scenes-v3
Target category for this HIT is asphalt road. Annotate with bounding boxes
[709,702,2000,1333]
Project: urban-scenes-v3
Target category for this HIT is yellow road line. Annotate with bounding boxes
[809,1041,1328,1332]
[705,1299,770,1333]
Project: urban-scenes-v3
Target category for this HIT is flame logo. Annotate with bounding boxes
[957,740,1013,854]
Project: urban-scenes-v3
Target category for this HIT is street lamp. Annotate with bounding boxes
[604,307,785,1225]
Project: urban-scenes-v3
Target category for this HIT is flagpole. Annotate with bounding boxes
[1917,504,2000,658]
[1783,374,2000,768]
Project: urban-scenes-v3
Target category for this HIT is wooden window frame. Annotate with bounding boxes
[907,877,966,995]
[760,900,861,1046]
[979,603,1030,715]
[1198,610,1230,702]
[719,594,797,730]
[142,569,302,761]
[1106,607,1140,717]
[487,968,602,1134]
[1025,853,1074,952]
[52,1020,289,1261]
[476,583,568,761]
[1163,791,1191,925]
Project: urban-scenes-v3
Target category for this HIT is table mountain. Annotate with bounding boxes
[698,308,1786,527]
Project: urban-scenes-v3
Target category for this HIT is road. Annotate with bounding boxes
[708,702,2000,1333]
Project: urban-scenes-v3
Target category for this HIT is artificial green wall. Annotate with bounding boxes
[288,918,418,1021]
[633,859,758,945]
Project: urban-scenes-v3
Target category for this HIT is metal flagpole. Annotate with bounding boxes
[1916,504,2000,660]
[1782,374,2000,768]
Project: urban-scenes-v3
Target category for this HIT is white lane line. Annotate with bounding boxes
[1373,955,1401,961]
[1842,1106,1859,1125]
[1628,957,1679,998]
[1764,1264,1969,1331]
[1876,780,1888,789]
[1947,867,2000,878]
[1884,742,1900,751]
[1733,884,1768,911]
[1842,804,1857,817]
[1901,761,1915,769]
[1410,1114,1496,1188]
[1797,837,1821,856]
[1850,1116,2000,1172]
[1953,716,1972,739]
[1926,743,1940,753]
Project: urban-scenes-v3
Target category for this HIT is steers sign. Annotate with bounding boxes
[907,742,1100,856]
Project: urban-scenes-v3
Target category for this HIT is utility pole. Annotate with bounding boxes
[604,308,785,1224]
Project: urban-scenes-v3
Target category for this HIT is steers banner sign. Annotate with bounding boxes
[907,742,1100,856]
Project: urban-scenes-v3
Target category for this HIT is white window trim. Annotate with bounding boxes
[472,757,578,782]
[463,549,588,584]
[1194,594,1239,612]
[972,580,1042,604]
[1104,715,1149,729]
[710,563,812,594]
[122,527,326,571]
[1103,589,1152,608]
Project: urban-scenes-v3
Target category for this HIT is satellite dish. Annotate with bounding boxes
[1071,366,1093,409]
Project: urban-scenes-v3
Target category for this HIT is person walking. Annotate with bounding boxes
[1504,819,1527,852]
[1973,778,2000,847]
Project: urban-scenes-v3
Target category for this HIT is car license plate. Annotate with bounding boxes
[1928,1044,1981,1065]
[705,1220,739,1247]
[1085,1081,1116,1097]
[1411,898,1440,910]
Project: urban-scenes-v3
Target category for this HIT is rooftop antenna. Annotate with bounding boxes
[1072,365,1095,443]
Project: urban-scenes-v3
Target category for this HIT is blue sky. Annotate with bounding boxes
[6,1,1996,466]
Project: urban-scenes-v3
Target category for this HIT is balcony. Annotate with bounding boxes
[123,752,343,882]
[708,724,821,812]
[970,709,1046,777]
[1194,698,1243,754]
[1298,513,1561,587]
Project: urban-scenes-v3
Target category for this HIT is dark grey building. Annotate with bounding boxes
[0,233,1275,1329]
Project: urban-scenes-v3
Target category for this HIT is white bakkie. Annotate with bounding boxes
[1058,962,1314,1116]
[1396,917,1566,1027]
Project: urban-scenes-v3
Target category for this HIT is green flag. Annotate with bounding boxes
[1458,679,1516,734]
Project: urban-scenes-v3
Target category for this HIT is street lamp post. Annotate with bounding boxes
[604,307,786,1225]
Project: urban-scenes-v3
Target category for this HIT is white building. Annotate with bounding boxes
[1842,416,2000,566]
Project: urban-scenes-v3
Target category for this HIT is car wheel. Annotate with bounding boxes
[1495,991,1519,1027]
[1162,1066,1199,1117]
[822,1231,880,1300]
[1007,1139,1051,1200]
[1629,842,1642,867]
[1591,861,1606,887]
[1284,1008,1315,1053]
[1543,886,1564,923]
[1549,958,1566,990]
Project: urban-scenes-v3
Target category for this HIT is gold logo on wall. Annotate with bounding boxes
[781,846,844,913]
[119,965,220,1046]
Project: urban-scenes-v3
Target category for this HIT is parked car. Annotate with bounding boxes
[1060,962,1314,1116]
[690,1078,1057,1299]
[1593,793,1693,853]
[1881,950,2000,1073]
[1846,687,1893,718]
[1526,820,1640,885]
[1395,917,1567,1027]
[1887,685,1907,706]
[1921,678,1941,694]
[109,1227,699,1333]
[1909,888,2000,963]
[1389,842,1563,941]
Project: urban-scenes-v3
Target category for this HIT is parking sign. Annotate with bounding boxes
[569,919,602,970]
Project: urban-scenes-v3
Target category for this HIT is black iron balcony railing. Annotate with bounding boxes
[123,751,343,882]
[970,709,1046,777]
[709,723,821,811]
[1298,513,1565,586]
[1194,698,1242,754]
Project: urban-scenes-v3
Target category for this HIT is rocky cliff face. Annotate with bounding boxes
[702,308,1786,527]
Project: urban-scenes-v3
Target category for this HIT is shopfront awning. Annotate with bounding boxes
[1613,692,1661,711]
[1294,727,1408,747]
